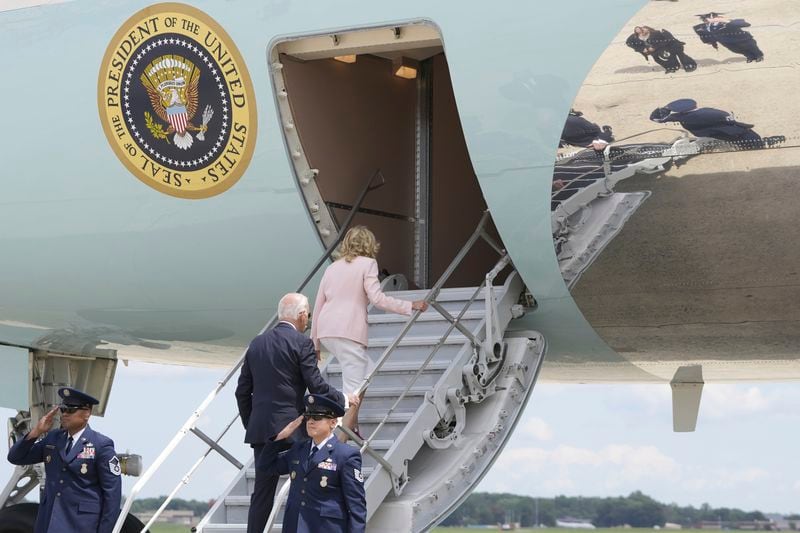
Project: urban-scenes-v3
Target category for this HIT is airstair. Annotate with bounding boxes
[550,132,787,287]
[113,209,545,533]
[551,136,701,287]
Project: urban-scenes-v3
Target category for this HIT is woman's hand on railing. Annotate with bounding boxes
[411,300,429,312]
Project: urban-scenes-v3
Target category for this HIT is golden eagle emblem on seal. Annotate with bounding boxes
[141,55,214,150]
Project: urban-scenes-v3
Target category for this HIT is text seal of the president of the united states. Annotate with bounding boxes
[98,3,257,199]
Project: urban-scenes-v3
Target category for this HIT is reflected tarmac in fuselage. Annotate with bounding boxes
[551,0,800,367]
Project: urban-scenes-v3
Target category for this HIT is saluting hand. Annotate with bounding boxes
[28,406,59,440]
[275,415,304,441]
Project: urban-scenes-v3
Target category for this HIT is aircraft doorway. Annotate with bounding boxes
[270,23,503,289]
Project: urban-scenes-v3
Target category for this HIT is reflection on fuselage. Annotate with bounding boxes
[552,0,800,365]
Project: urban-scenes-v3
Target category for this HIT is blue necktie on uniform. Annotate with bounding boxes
[65,436,73,455]
[305,445,318,470]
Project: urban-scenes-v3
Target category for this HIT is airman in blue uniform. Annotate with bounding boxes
[7,387,121,533]
[650,98,765,149]
[260,394,366,533]
[694,12,764,63]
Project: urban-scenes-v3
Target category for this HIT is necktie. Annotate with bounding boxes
[305,445,318,470]
[65,436,74,455]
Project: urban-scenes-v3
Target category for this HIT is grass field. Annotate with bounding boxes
[149,527,709,533]
[149,524,190,533]
[431,530,710,533]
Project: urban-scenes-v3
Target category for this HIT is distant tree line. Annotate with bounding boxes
[128,497,213,518]
[440,491,768,528]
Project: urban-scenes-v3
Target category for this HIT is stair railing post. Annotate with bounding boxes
[349,211,519,493]
[263,479,292,532]
[356,210,491,397]
[113,169,386,533]
[481,253,511,368]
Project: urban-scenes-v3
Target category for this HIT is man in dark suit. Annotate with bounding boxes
[236,292,346,533]
[559,109,614,148]
[263,394,366,533]
[7,387,121,533]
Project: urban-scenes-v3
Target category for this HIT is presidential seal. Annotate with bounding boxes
[99,3,257,199]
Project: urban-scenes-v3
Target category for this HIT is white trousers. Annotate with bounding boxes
[320,337,374,396]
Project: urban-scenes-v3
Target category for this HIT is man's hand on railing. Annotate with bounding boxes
[411,300,429,312]
[347,394,361,408]
[274,416,304,441]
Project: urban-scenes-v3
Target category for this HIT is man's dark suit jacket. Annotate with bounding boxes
[235,322,344,445]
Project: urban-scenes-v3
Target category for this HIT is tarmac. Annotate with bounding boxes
[560,0,800,380]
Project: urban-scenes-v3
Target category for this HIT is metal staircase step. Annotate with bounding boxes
[367,309,483,324]
[363,342,463,365]
[367,334,468,348]
[365,386,427,398]
[357,411,414,424]
[347,439,393,451]
[327,360,450,375]
[203,525,255,532]
[360,387,429,411]
[195,271,534,533]
[382,287,488,301]
[367,317,483,339]
[205,525,284,532]
[224,495,251,506]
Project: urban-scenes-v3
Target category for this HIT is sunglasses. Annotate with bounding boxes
[59,405,89,414]
[304,414,334,421]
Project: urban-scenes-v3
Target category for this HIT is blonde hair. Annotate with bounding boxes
[337,226,380,262]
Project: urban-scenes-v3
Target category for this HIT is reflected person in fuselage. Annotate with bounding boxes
[559,109,614,149]
[694,12,764,63]
[311,227,429,440]
[649,98,765,149]
[625,25,697,73]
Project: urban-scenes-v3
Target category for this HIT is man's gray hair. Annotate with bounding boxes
[278,293,309,321]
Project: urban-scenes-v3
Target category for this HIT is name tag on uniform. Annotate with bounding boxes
[318,460,337,471]
[77,446,96,459]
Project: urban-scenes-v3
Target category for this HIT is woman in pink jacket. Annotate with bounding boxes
[311,226,428,436]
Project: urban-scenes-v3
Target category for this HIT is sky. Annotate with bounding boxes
[1,362,798,514]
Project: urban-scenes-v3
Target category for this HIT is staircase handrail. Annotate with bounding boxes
[114,168,387,533]
[347,210,512,485]
[266,210,513,530]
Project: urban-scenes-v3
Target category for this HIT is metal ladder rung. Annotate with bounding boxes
[326,361,451,374]
[367,334,468,348]
[357,411,415,424]
[367,309,483,324]
[189,427,243,470]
